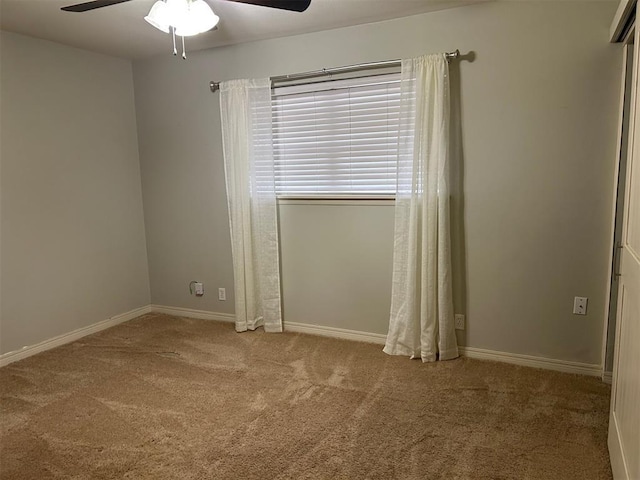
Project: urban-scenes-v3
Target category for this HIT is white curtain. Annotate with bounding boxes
[219,78,282,333]
[383,54,459,362]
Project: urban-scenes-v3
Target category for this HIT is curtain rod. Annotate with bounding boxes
[209,49,460,93]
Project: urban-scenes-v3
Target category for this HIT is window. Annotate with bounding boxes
[272,73,402,197]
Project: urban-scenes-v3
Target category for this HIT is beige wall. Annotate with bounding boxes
[133,1,621,365]
[279,201,395,335]
[0,32,150,354]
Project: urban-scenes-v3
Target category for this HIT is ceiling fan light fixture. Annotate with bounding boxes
[144,0,171,33]
[146,0,218,36]
[174,0,219,36]
[190,0,220,33]
[164,0,189,23]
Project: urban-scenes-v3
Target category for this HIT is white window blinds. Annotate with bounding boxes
[272,73,402,197]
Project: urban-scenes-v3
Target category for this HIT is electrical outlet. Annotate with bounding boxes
[218,288,226,301]
[455,314,465,330]
[194,282,204,296]
[573,297,588,315]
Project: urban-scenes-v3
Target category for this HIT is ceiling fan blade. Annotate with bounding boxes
[61,0,132,12]
[225,0,311,13]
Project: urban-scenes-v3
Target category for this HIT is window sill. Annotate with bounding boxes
[277,196,395,206]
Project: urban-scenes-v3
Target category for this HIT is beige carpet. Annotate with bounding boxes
[0,313,611,479]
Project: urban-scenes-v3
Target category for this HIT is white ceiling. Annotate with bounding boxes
[0,0,481,59]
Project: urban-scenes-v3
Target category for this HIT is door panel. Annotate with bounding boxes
[605,43,634,375]
[609,256,639,479]
[609,23,640,480]
[627,152,639,255]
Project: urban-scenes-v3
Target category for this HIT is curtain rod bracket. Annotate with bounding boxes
[445,49,460,62]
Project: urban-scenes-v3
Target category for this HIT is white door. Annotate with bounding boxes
[608,23,640,480]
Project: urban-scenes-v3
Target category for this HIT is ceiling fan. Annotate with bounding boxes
[61,0,311,13]
[61,0,311,58]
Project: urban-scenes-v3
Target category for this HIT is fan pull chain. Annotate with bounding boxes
[182,36,186,60]
[172,26,177,56]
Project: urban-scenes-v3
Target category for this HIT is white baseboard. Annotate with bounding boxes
[2,304,604,379]
[150,304,235,323]
[459,346,602,377]
[0,305,152,368]
[602,371,613,384]
[284,321,387,344]
[150,304,385,343]
[152,306,603,378]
